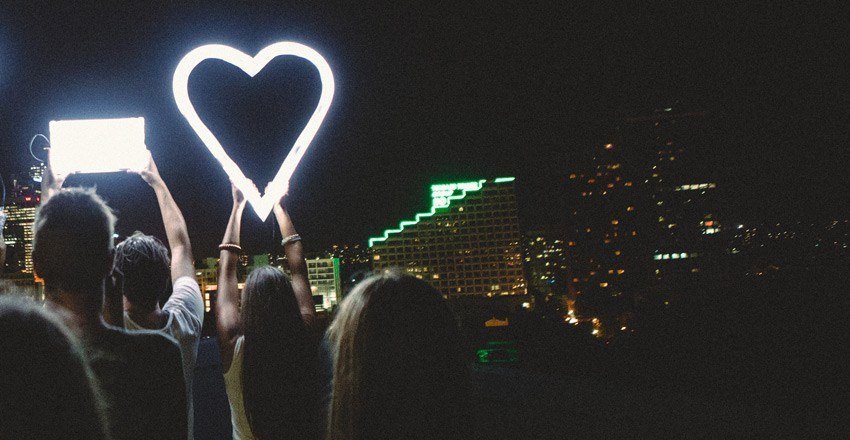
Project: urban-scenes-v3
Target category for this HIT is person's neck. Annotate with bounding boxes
[125,302,167,329]
[44,284,108,338]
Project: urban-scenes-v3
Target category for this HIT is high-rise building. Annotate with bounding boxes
[565,108,722,331]
[2,175,40,275]
[523,230,571,297]
[567,140,645,322]
[306,258,341,311]
[322,243,373,290]
[369,178,526,298]
[618,110,722,301]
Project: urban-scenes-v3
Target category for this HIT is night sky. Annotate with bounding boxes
[0,2,845,257]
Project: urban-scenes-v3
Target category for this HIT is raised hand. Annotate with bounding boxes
[136,150,164,188]
[41,150,67,204]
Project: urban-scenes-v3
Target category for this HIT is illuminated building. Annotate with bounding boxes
[620,109,723,300]
[197,255,342,313]
[29,164,45,183]
[369,178,526,298]
[276,256,342,311]
[565,108,722,330]
[523,231,571,297]
[567,140,644,321]
[322,243,373,288]
[2,174,40,275]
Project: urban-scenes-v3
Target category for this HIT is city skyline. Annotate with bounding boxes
[1,3,846,258]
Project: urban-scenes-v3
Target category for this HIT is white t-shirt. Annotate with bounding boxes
[223,336,253,440]
[125,276,204,439]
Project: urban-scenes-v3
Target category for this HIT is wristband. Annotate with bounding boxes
[218,243,242,253]
[281,234,302,246]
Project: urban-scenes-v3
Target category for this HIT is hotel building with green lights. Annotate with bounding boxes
[369,177,527,298]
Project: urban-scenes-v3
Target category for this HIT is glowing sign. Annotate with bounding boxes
[48,118,149,177]
[173,42,334,220]
[367,177,515,247]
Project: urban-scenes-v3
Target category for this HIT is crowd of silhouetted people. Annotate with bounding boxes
[1,153,473,440]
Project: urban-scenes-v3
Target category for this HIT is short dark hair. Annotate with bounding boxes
[114,232,171,308]
[32,188,116,293]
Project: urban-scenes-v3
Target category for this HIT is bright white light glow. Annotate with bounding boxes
[48,118,149,177]
[173,42,335,220]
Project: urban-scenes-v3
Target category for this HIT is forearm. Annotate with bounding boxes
[153,183,190,250]
[217,205,243,310]
[273,207,315,321]
[151,181,194,279]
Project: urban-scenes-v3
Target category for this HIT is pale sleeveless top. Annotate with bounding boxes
[223,336,253,440]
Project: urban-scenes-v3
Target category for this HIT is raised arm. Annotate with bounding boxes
[272,194,317,329]
[40,151,67,206]
[135,152,195,282]
[216,183,246,370]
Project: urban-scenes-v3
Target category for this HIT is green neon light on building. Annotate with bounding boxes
[368,179,490,247]
[494,177,515,183]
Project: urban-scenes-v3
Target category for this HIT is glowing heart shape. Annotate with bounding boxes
[173,42,334,220]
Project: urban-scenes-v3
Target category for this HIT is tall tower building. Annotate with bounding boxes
[2,175,40,275]
[369,178,526,298]
[567,141,644,323]
[523,230,571,297]
[619,110,722,301]
[566,108,721,331]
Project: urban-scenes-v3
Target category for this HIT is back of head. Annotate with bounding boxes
[327,269,472,440]
[0,296,109,439]
[32,188,115,293]
[241,265,319,439]
[114,232,171,308]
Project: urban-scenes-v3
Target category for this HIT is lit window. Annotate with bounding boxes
[599,282,608,287]
[604,143,613,150]
[611,219,619,225]
[614,250,621,256]
[627,206,635,212]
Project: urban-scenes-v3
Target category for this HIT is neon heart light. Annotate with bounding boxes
[173,42,334,220]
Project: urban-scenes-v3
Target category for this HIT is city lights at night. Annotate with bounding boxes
[0,3,844,439]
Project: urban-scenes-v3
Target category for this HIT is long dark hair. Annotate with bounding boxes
[241,265,319,439]
[326,270,473,440]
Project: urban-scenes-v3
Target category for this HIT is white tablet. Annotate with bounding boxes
[48,117,149,176]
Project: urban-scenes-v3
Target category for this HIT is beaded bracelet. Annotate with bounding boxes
[218,243,242,253]
[281,234,302,246]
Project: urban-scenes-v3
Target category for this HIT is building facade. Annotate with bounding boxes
[2,172,41,275]
[369,178,527,298]
[523,230,571,297]
[565,108,722,331]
